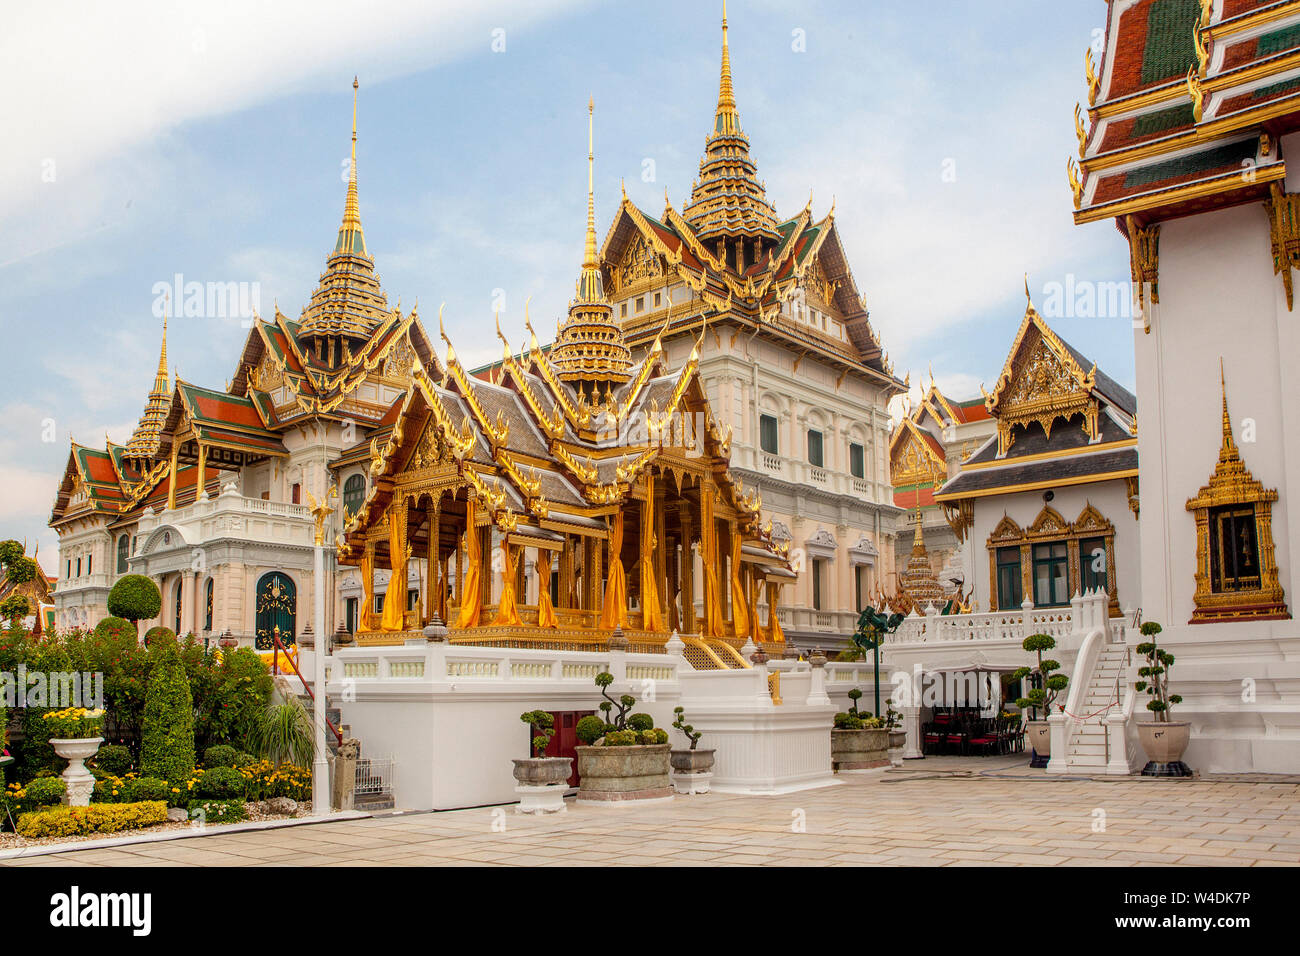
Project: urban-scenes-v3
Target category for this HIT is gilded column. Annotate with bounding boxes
[680,511,695,634]
[426,495,441,625]
[167,443,179,510]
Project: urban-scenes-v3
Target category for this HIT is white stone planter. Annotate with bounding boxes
[50,737,103,807]
[512,757,572,814]
[670,748,715,794]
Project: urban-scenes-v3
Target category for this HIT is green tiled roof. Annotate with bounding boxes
[1140,0,1200,86]
[1123,138,1256,189]
[1134,103,1195,137]
[1257,24,1300,58]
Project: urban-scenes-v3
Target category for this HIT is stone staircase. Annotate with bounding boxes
[1063,643,1128,771]
[295,692,394,810]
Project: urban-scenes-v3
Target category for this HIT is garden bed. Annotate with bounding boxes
[0,799,306,851]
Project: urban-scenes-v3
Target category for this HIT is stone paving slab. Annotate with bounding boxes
[1,765,1296,867]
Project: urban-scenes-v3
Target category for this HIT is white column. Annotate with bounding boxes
[311,541,329,816]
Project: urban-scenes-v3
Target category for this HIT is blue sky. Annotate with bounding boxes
[1,0,1128,572]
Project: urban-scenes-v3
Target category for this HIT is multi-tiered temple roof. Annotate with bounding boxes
[595,11,901,391]
[49,81,436,530]
[1073,1,1300,307]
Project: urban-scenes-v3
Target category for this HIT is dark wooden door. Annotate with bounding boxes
[545,710,593,787]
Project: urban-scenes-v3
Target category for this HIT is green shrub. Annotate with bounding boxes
[602,730,639,746]
[186,798,247,825]
[24,775,67,806]
[122,776,169,803]
[140,641,195,789]
[197,765,246,799]
[639,729,668,745]
[93,616,137,642]
[834,712,865,730]
[16,800,168,838]
[232,752,257,769]
[107,575,161,624]
[203,744,239,768]
[143,626,177,648]
[92,777,128,803]
[195,648,272,753]
[92,744,132,777]
[672,706,703,750]
[627,713,654,732]
[0,593,30,627]
[575,715,607,745]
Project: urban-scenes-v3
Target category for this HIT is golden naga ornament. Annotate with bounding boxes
[1084,47,1101,107]
[1186,67,1204,122]
[1074,103,1088,160]
[1067,158,1084,210]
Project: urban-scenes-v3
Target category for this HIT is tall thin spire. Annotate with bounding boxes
[682,2,780,246]
[716,0,738,134]
[550,98,632,388]
[125,305,173,460]
[335,76,367,256]
[577,97,604,302]
[1220,358,1237,457]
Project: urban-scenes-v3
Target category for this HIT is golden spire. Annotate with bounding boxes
[335,76,367,256]
[125,304,174,460]
[550,98,632,387]
[578,96,602,298]
[154,306,169,393]
[716,0,738,134]
[1220,358,1236,457]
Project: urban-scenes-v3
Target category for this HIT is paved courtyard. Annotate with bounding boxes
[3,758,1298,867]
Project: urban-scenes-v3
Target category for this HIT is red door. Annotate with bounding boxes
[544,710,593,787]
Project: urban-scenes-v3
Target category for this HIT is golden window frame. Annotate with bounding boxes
[986,503,1118,615]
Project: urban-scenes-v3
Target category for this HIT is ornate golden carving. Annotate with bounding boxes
[615,234,663,293]
[1266,182,1300,311]
[994,337,1098,456]
[1067,158,1084,211]
[1186,67,1204,123]
[1186,366,1289,622]
[1084,47,1100,107]
[1074,103,1088,160]
[1126,216,1160,332]
[985,503,1118,612]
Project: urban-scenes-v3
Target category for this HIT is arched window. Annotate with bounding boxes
[343,474,366,519]
[117,534,129,574]
[204,578,214,632]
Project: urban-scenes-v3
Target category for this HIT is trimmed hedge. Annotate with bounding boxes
[92,744,132,778]
[107,575,161,624]
[92,616,137,642]
[140,641,195,792]
[203,744,239,769]
[123,776,169,803]
[197,766,245,799]
[16,800,168,838]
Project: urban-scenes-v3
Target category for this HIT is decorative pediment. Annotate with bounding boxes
[1073,502,1113,536]
[614,233,664,295]
[988,514,1024,544]
[1027,505,1069,538]
[985,294,1100,456]
[805,528,837,559]
[848,534,878,566]
[890,419,945,487]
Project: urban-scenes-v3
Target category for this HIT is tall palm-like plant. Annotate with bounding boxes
[251,697,315,767]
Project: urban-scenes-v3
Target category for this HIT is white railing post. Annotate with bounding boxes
[1020,597,1034,641]
[665,630,687,677]
[805,648,831,705]
[1070,590,1083,633]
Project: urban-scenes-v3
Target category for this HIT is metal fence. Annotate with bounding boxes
[355,754,393,796]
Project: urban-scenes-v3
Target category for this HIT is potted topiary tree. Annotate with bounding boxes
[1013,633,1069,767]
[831,687,890,771]
[574,672,671,804]
[42,707,105,806]
[1134,621,1192,777]
[108,574,162,635]
[669,705,715,794]
[511,709,573,814]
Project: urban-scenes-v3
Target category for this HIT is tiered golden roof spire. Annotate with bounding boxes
[336,76,366,257]
[299,77,391,344]
[681,2,780,248]
[550,98,633,389]
[125,310,173,460]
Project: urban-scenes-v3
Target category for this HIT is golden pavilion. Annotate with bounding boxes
[335,101,794,668]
